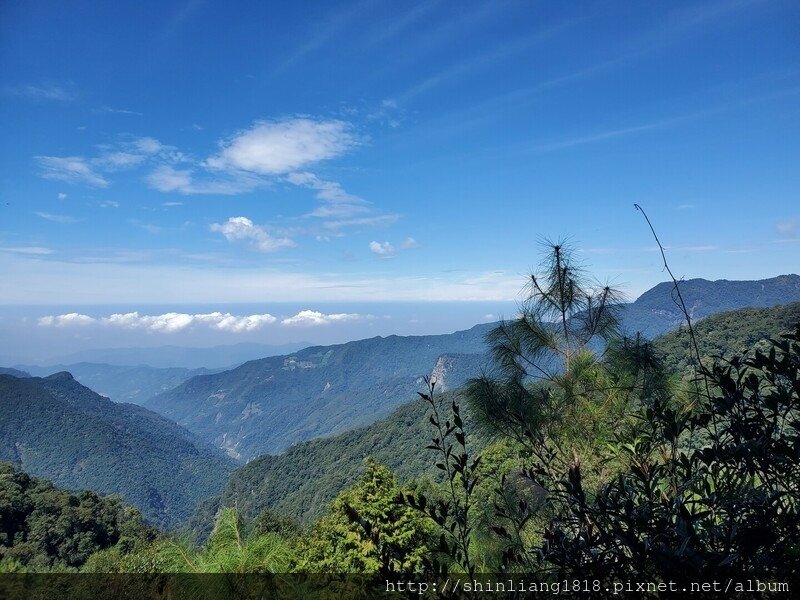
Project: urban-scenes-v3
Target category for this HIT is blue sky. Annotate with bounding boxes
[1,0,799,355]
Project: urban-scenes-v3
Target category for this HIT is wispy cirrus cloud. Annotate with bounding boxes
[324,214,399,231]
[146,165,262,195]
[38,311,278,333]
[287,171,369,218]
[0,246,53,255]
[7,83,77,101]
[35,117,395,237]
[35,137,170,188]
[35,156,109,187]
[92,106,143,116]
[210,216,296,252]
[35,212,79,224]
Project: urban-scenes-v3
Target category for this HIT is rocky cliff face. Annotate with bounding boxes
[429,353,489,391]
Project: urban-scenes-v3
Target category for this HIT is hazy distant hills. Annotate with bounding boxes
[18,362,222,405]
[0,373,234,529]
[210,300,800,529]
[0,367,30,378]
[39,341,311,369]
[619,274,800,337]
[140,275,800,462]
[142,325,494,460]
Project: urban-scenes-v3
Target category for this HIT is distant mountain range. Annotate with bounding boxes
[208,299,800,530]
[3,274,799,532]
[619,274,800,337]
[35,341,312,369]
[141,326,493,460]
[0,372,234,529]
[0,367,30,378]
[17,362,222,404]
[138,274,800,461]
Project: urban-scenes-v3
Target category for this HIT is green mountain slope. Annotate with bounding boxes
[142,326,493,460]
[217,389,484,525]
[0,373,234,529]
[621,274,800,337]
[18,362,221,405]
[0,462,153,569]
[213,301,800,530]
[653,301,800,372]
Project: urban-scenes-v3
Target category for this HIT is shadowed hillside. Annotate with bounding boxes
[0,373,234,529]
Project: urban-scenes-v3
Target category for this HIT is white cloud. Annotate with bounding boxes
[286,171,361,203]
[147,165,193,191]
[35,212,78,224]
[281,310,363,326]
[38,313,95,327]
[57,192,67,200]
[35,156,109,187]
[132,137,163,154]
[370,237,420,257]
[777,220,797,238]
[210,216,295,252]
[95,151,147,171]
[38,311,277,333]
[286,171,369,218]
[215,313,278,332]
[206,118,358,175]
[95,137,171,172]
[99,200,119,208]
[146,165,261,195]
[37,137,180,189]
[369,241,396,257]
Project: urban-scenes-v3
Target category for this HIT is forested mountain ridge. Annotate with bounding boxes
[0,462,153,570]
[214,389,485,526]
[0,367,29,378]
[140,275,800,461]
[142,324,494,460]
[17,362,221,405]
[0,373,234,529]
[653,301,800,372]
[620,274,800,337]
[208,300,800,533]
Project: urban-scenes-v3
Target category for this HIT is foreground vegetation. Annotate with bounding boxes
[1,245,799,588]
